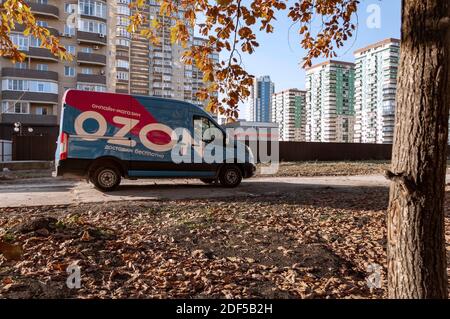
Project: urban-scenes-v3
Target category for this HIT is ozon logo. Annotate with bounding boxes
[74,111,176,152]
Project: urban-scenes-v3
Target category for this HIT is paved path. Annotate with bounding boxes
[0,174,401,208]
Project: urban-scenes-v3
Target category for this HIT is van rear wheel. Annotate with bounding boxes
[219,165,242,188]
[92,166,121,192]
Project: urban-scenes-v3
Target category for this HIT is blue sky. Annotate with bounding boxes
[235,0,402,119]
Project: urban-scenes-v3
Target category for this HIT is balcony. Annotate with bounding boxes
[77,52,107,66]
[0,113,58,126]
[77,31,107,46]
[2,68,58,81]
[77,74,106,84]
[116,45,130,53]
[80,14,107,23]
[14,24,59,37]
[27,47,59,62]
[28,2,59,19]
[1,91,58,104]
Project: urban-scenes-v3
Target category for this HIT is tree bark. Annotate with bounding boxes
[387,0,450,298]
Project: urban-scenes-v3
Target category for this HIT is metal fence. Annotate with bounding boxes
[12,135,57,161]
[278,142,393,161]
[246,141,393,162]
[0,140,12,162]
[9,135,445,163]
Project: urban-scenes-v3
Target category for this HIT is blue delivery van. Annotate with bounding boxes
[55,90,256,191]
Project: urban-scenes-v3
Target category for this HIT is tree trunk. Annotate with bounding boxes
[387,0,450,298]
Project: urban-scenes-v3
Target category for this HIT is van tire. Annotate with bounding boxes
[219,165,242,188]
[92,166,121,192]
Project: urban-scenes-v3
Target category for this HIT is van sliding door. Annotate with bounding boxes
[129,98,190,177]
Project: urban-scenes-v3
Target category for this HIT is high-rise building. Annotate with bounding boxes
[113,0,218,106]
[353,38,400,144]
[0,0,111,141]
[249,75,274,122]
[184,37,220,108]
[305,60,356,143]
[271,89,307,141]
[0,0,217,145]
[113,0,150,96]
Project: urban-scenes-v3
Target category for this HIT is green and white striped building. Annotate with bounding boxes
[353,38,400,144]
[305,60,356,143]
[271,89,307,141]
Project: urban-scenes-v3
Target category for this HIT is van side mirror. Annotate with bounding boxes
[203,135,214,144]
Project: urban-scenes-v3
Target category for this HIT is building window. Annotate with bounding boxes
[35,107,49,115]
[81,68,93,75]
[81,47,93,53]
[66,45,76,55]
[117,16,129,26]
[116,39,130,47]
[65,3,75,13]
[77,83,106,92]
[10,33,29,51]
[1,101,30,114]
[14,62,27,69]
[64,66,76,77]
[64,25,76,37]
[117,27,130,38]
[37,21,48,28]
[78,19,107,35]
[36,64,49,71]
[116,59,129,70]
[30,36,42,48]
[117,71,129,81]
[117,4,130,16]
[78,0,107,19]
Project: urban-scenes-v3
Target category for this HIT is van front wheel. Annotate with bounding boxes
[219,165,242,188]
[92,166,121,192]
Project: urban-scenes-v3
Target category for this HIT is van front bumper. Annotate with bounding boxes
[244,163,257,178]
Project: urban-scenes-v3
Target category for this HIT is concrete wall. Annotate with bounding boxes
[0,160,53,171]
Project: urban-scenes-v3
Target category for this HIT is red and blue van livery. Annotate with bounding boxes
[55,90,256,191]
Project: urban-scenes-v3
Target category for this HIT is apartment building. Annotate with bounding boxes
[113,0,219,108]
[353,38,400,144]
[271,89,306,141]
[0,0,110,141]
[184,37,220,108]
[113,0,184,98]
[305,60,356,143]
[249,75,275,122]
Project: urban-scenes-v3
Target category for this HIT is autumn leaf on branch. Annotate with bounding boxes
[128,0,359,120]
[0,0,72,62]
[288,0,359,67]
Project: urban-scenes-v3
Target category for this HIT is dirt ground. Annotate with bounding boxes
[261,161,391,177]
[1,185,449,299]
[0,169,54,181]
